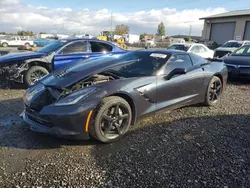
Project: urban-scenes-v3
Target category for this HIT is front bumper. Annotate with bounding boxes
[21,103,96,140]
[226,64,250,79]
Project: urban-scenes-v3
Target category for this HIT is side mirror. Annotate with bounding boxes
[165,68,187,80]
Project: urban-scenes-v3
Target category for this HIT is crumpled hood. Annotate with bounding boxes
[0,52,46,63]
[215,47,237,52]
[224,55,250,66]
[41,56,124,88]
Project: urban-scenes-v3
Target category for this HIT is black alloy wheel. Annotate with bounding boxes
[204,76,222,106]
[90,96,132,143]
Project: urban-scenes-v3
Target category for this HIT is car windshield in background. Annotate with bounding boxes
[221,42,242,48]
[36,40,67,53]
[232,45,250,56]
[168,44,190,52]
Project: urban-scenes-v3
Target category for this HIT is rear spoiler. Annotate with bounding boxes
[206,57,223,62]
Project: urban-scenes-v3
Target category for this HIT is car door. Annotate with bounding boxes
[53,40,89,70]
[156,54,205,111]
[8,37,16,46]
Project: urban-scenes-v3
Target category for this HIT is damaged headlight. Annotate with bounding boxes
[55,87,97,106]
[23,83,45,104]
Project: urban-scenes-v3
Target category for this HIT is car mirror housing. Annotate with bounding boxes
[165,68,187,80]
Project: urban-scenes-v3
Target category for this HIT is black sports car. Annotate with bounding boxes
[22,50,228,143]
[223,44,250,79]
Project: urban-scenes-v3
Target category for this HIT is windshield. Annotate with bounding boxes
[168,44,190,52]
[67,51,170,77]
[221,42,242,48]
[109,51,170,77]
[36,40,67,53]
[231,45,250,56]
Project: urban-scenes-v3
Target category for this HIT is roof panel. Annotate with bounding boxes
[200,9,250,20]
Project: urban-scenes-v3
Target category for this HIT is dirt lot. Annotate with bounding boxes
[0,80,250,187]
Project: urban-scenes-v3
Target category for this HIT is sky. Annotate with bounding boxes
[0,0,249,36]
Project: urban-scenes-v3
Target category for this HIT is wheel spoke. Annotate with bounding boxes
[119,114,128,120]
[216,85,221,92]
[214,93,218,100]
[103,122,114,135]
[102,114,113,122]
[210,92,215,100]
[115,104,120,116]
[114,122,122,135]
[213,81,217,89]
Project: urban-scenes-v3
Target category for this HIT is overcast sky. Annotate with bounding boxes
[0,0,249,36]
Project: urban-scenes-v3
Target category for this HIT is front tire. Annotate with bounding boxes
[24,66,49,86]
[90,96,132,143]
[204,76,222,106]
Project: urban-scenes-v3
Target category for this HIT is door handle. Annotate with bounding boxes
[82,55,89,58]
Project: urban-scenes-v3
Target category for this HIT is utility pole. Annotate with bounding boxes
[189,25,192,37]
[110,12,113,34]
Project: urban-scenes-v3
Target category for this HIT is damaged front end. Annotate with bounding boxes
[25,72,119,111]
[0,62,26,83]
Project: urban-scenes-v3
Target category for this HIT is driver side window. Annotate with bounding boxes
[165,54,193,74]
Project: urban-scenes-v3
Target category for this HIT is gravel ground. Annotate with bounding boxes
[0,80,250,187]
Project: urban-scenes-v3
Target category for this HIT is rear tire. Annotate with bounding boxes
[89,96,132,143]
[24,66,49,86]
[2,43,8,47]
[204,76,222,106]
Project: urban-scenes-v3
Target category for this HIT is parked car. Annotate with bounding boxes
[21,50,228,143]
[0,38,127,86]
[0,51,9,56]
[168,43,214,58]
[223,44,250,78]
[0,36,34,47]
[214,40,250,58]
[33,37,56,47]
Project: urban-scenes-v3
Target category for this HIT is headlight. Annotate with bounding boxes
[54,87,97,106]
[23,83,45,103]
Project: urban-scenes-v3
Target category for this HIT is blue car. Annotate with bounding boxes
[33,38,54,47]
[0,38,127,86]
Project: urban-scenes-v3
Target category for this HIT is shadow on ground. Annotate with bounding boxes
[0,80,27,90]
[1,108,250,186]
[0,96,250,187]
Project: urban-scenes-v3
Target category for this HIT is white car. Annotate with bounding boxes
[0,36,34,47]
[168,43,214,59]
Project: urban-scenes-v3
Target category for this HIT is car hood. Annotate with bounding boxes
[41,56,126,88]
[215,47,237,52]
[0,52,46,63]
[224,55,250,65]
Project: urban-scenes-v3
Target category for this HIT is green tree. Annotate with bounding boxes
[17,30,34,36]
[39,32,47,34]
[184,36,191,42]
[114,24,130,35]
[157,22,165,36]
[140,33,146,40]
